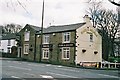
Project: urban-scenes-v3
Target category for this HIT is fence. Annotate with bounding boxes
[101,62,120,68]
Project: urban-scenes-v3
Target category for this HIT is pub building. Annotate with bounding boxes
[35,15,102,67]
[18,15,102,67]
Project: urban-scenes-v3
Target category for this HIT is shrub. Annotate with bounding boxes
[108,57,120,63]
[108,57,115,62]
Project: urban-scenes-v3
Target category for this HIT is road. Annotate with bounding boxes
[1,59,119,80]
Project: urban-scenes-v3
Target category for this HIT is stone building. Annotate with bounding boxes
[18,15,102,67]
[36,15,102,66]
[17,24,41,60]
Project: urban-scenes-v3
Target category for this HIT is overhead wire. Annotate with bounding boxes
[16,0,30,14]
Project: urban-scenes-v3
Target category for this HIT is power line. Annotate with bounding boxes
[16,0,30,14]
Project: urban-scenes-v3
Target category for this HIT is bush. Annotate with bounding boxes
[108,57,120,63]
[108,57,114,62]
[0,52,17,58]
[115,58,120,63]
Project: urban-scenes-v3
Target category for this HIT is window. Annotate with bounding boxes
[43,35,49,44]
[24,44,29,54]
[90,34,93,42]
[63,32,70,43]
[42,49,49,59]
[62,47,70,59]
[7,47,11,53]
[8,40,11,46]
[24,31,30,41]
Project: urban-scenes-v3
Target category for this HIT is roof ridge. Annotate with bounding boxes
[26,24,41,31]
[43,22,86,33]
[50,22,86,27]
[26,24,40,28]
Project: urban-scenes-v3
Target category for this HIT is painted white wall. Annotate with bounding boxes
[75,21,102,64]
[0,39,17,53]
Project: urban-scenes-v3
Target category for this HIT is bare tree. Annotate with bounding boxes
[87,0,120,6]
[87,0,119,60]
[108,0,120,57]
[96,10,119,57]
[86,0,102,27]
[2,24,22,34]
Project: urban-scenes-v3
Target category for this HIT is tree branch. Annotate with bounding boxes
[108,0,120,6]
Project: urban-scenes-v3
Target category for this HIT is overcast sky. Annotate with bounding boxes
[0,0,119,28]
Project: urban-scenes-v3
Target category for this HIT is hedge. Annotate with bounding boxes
[108,57,120,63]
[0,52,17,58]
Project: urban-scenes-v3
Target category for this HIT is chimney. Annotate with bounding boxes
[83,15,91,23]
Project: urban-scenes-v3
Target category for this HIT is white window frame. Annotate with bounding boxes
[63,32,70,43]
[42,49,49,59]
[24,44,29,54]
[62,47,70,59]
[43,35,49,44]
[24,31,30,41]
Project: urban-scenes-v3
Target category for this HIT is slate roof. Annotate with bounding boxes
[43,23,86,33]
[1,33,16,40]
[26,24,41,31]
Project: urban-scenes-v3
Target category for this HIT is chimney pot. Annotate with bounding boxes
[83,15,91,23]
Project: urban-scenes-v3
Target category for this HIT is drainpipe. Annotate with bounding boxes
[74,30,76,66]
[34,34,37,61]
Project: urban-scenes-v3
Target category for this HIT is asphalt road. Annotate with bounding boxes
[1,59,120,80]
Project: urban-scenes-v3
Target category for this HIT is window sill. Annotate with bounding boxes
[43,43,49,44]
[24,53,29,55]
[62,42,70,43]
[62,58,70,60]
[42,58,49,59]
[24,40,29,42]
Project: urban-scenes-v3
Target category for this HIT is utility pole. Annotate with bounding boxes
[39,0,44,62]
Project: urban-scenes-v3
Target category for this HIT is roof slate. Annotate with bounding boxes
[26,24,41,31]
[43,23,86,33]
[1,33,16,40]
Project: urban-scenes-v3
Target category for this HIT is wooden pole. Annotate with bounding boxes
[39,0,44,62]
